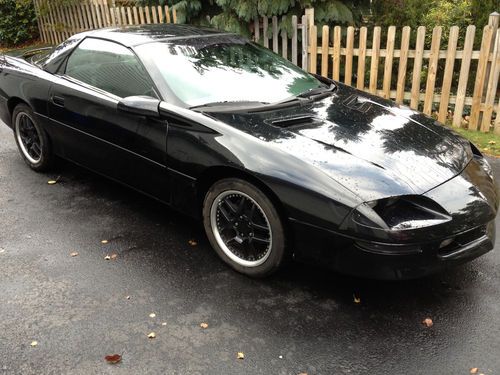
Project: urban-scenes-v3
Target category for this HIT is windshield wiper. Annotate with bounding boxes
[189,100,269,111]
[297,83,336,99]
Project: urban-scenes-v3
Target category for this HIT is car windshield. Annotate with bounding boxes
[136,35,324,107]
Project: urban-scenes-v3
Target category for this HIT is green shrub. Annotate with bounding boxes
[0,0,39,47]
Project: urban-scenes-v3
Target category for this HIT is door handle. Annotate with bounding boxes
[51,95,65,107]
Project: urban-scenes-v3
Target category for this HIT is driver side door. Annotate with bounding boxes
[47,37,170,202]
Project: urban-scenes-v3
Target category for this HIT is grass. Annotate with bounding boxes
[452,128,500,157]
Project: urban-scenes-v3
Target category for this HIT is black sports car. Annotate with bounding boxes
[0,24,498,279]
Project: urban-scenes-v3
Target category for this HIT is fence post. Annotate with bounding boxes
[469,25,494,130]
[484,12,499,94]
[301,14,308,71]
[482,28,500,132]
[305,8,314,71]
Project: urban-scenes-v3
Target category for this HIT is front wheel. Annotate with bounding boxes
[12,104,53,171]
[203,178,286,277]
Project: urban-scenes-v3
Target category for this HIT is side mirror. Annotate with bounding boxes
[117,96,160,118]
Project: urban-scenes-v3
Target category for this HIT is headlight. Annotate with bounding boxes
[352,195,451,231]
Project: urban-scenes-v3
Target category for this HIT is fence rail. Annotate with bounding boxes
[33,3,499,133]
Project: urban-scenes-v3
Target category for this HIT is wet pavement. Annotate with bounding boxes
[1,122,499,374]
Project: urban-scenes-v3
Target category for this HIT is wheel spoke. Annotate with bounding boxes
[250,221,269,232]
[218,204,234,224]
[252,236,270,244]
[30,142,41,158]
[224,198,238,214]
[236,196,246,215]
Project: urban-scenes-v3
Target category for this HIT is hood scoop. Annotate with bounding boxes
[267,114,316,128]
[342,94,372,113]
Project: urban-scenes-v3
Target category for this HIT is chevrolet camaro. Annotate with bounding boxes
[0,24,497,279]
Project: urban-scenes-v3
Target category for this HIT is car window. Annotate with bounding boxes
[65,38,157,99]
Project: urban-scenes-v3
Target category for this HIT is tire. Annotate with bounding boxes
[12,104,53,172]
[203,178,286,277]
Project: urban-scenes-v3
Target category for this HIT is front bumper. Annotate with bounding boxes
[290,219,495,280]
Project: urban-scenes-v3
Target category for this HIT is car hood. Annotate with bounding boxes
[208,84,473,202]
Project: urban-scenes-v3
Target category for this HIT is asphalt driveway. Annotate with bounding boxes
[1,121,499,374]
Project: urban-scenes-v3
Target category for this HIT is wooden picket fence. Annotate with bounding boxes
[33,3,499,132]
[252,15,308,70]
[302,9,500,133]
[33,0,177,45]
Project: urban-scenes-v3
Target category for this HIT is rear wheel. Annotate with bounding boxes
[13,104,53,171]
[203,178,285,277]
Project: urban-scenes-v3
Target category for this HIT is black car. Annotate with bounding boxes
[0,24,497,279]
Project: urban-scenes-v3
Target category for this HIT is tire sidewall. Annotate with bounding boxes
[203,178,285,277]
[12,104,52,171]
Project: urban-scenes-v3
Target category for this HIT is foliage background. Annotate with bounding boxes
[0,0,39,47]
[0,0,498,47]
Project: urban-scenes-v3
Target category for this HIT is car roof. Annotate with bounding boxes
[82,24,232,47]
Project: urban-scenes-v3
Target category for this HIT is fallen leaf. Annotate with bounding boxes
[200,322,208,329]
[110,253,118,260]
[353,294,361,304]
[188,239,198,246]
[470,368,478,374]
[147,332,156,339]
[237,352,245,360]
[105,354,122,364]
[47,176,61,185]
[104,255,111,260]
[488,140,496,145]
[70,252,79,257]
[161,322,167,326]
[422,317,433,327]
[483,148,490,151]
[30,341,38,347]
[101,240,109,244]
[149,313,156,318]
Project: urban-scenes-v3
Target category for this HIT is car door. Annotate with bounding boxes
[47,37,170,202]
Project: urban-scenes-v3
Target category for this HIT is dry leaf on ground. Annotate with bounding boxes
[47,176,61,185]
[200,322,209,329]
[237,352,245,360]
[353,294,361,304]
[70,252,79,257]
[30,341,38,347]
[148,332,156,339]
[422,318,433,327]
[488,141,496,145]
[105,354,122,364]
[110,253,118,260]
[470,368,478,374]
[162,322,167,326]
